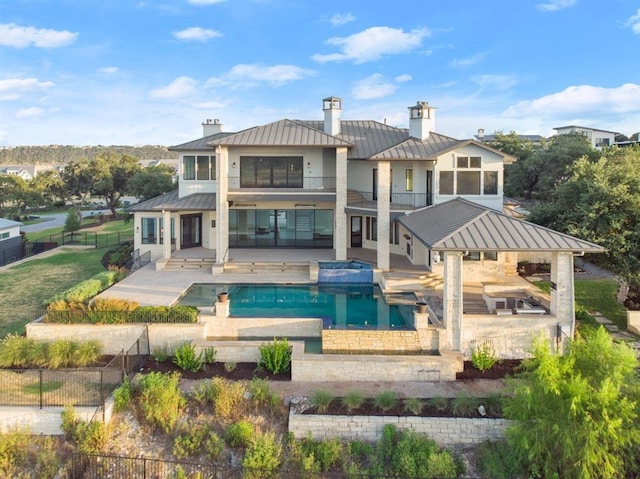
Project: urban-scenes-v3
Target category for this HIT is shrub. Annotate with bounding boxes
[138,372,185,433]
[47,340,76,368]
[242,432,282,479]
[0,429,29,475]
[203,347,216,364]
[0,334,33,368]
[113,377,132,412]
[427,396,450,413]
[452,394,480,417]
[310,389,334,413]
[172,342,202,372]
[210,377,245,419]
[471,340,498,372]
[300,437,344,472]
[475,440,525,479]
[133,305,199,323]
[204,431,224,461]
[60,405,107,454]
[172,423,210,459]
[152,345,169,362]
[341,391,364,413]
[73,340,102,366]
[224,361,236,372]
[248,378,271,405]
[258,338,292,374]
[374,391,397,412]
[404,397,425,415]
[225,420,254,448]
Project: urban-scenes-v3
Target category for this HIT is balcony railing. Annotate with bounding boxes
[228,176,336,192]
[348,191,433,210]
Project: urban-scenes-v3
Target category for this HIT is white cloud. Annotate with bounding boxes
[329,13,355,27]
[0,23,78,48]
[150,76,198,99]
[503,83,640,118]
[537,0,576,12]
[624,9,640,34]
[472,74,517,90]
[0,78,55,100]
[451,53,486,68]
[173,27,223,42]
[16,107,45,120]
[395,74,412,83]
[352,74,397,100]
[206,64,316,88]
[186,0,226,5]
[312,26,430,64]
[98,66,119,74]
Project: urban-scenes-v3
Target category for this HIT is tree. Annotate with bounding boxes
[61,158,99,210]
[504,327,640,479]
[528,146,640,285]
[30,169,68,207]
[504,133,598,200]
[127,164,176,201]
[91,153,142,216]
[64,208,82,240]
[0,174,27,218]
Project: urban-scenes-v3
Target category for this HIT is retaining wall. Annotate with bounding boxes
[289,410,510,446]
[322,329,438,354]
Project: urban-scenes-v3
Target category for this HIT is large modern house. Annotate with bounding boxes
[127,97,604,363]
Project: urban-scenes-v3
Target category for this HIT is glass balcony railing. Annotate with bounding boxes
[227,176,336,191]
[347,191,433,210]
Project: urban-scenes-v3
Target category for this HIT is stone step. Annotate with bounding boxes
[223,262,309,274]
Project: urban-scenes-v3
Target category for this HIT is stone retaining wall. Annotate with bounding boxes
[204,313,322,339]
[289,410,510,446]
[322,329,438,354]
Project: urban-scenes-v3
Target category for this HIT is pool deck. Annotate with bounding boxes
[98,248,429,307]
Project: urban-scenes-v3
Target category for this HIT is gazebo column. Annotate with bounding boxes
[162,210,171,260]
[442,251,464,351]
[550,252,575,337]
[376,161,391,271]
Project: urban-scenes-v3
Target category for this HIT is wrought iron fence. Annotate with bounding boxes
[43,307,199,324]
[70,453,451,479]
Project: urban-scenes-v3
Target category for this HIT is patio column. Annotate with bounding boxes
[377,161,391,271]
[442,251,463,351]
[162,210,171,260]
[334,147,348,261]
[216,146,229,263]
[550,252,575,337]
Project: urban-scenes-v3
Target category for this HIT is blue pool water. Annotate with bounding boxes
[177,283,416,330]
[318,260,373,283]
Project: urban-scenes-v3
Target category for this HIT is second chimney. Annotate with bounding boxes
[408,101,436,141]
[322,97,342,136]
[202,118,223,137]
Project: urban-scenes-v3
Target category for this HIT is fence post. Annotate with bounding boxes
[39,369,43,409]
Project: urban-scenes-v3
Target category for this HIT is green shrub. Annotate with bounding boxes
[300,437,344,472]
[138,372,185,433]
[225,420,254,448]
[172,423,210,459]
[258,338,292,374]
[224,361,236,372]
[0,334,33,368]
[248,378,271,405]
[47,340,76,368]
[133,305,199,323]
[374,391,397,412]
[475,440,525,479]
[73,340,102,366]
[204,431,224,461]
[242,432,282,479]
[210,377,245,419]
[60,405,107,454]
[341,391,364,413]
[427,396,450,413]
[35,436,61,479]
[310,389,334,413]
[0,429,29,475]
[203,347,216,364]
[452,394,480,417]
[471,340,498,372]
[404,397,425,415]
[152,345,169,362]
[113,377,132,412]
[172,342,202,372]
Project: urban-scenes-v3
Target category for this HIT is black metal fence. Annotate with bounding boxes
[70,453,450,479]
[43,307,199,325]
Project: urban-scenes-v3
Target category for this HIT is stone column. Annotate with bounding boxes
[377,161,391,271]
[550,252,575,337]
[162,209,171,260]
[334,147,348,261]
[442,251,463,351]
[216,146,229,263]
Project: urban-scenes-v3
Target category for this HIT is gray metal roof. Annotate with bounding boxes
[0,218,23,229]
[207,119,352,148]
[169,132,235,151]
[126,191,216,212]
[370,135,464,160]
[399,198,605,253]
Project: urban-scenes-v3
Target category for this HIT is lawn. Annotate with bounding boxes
[534,278,628,329]
[0,248,110,337]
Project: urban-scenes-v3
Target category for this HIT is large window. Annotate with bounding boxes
[438,155,499,196]
[183,155,215,181]
[405,169,413,191]
[457,171,480,195]
[483,171,498,195]
[240,157,303,188]
[141,217,157,244]
[439,171,454,195]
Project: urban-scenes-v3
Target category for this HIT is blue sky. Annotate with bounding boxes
[1,0,639,146]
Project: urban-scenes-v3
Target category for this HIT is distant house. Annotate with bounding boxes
[474,129,545,145]
[0,164,59,181]
[553,125,618,149]
[0,218,23,267]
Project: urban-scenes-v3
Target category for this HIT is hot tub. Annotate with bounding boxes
[318,260,373,283]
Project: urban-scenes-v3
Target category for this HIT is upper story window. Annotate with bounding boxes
[438,155,499,196]
[405,169,413,191]
[240,156,303,188]
[595,138,610,147]
[183,155,216,181]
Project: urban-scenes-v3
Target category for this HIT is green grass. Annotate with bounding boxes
[0,248,109,337]
[534,279,628,329]
[23,381,63,394]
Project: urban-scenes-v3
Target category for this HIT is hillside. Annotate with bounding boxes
[0,145,176,165]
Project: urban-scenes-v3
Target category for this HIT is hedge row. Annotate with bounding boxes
[43,268,126,306]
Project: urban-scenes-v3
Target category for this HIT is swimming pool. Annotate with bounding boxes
[177,283,416,330]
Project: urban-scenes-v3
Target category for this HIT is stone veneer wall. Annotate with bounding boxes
[322,329,438,354]
[289,410,511,446]
[204,313,322,339]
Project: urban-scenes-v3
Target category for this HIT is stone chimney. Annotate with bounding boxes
[322,97,342,136]
[408,101,436,141]
[202,118,223,137]
[477,128,485,139]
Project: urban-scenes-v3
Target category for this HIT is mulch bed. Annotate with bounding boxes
[455,359,523,380]
[138,358,291,381]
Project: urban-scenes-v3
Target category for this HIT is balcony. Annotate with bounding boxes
[347,190,433,210]
[228,176,336,192]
